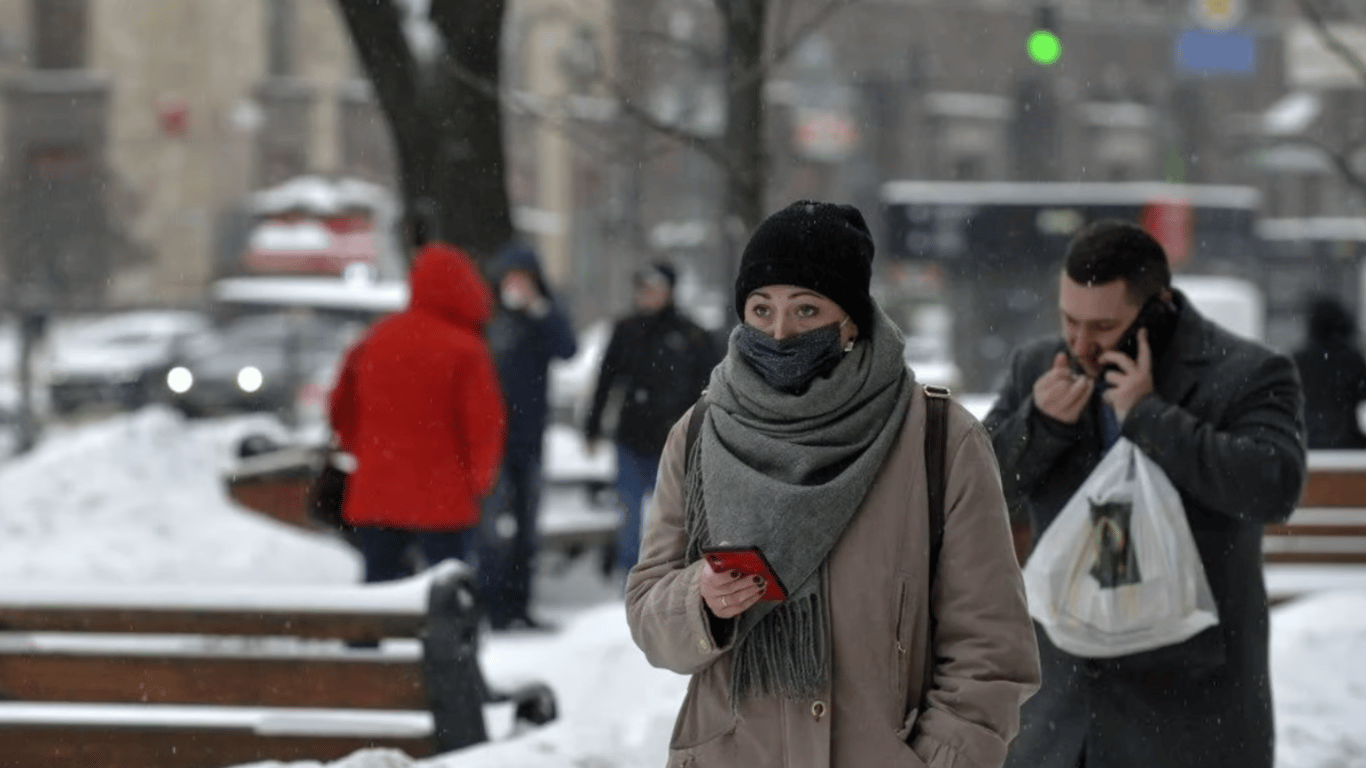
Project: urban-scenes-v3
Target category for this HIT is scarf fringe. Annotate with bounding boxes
[730,592,828,704]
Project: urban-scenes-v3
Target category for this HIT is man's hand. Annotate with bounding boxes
[1099,327,1155,422]
[1033,351,1093,424]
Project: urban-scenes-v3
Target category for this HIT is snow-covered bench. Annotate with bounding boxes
[0,561,555,768]
[1264,451,1366,605]
[225,429,622,558]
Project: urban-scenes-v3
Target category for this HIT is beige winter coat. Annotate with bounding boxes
[626,387,1041,768]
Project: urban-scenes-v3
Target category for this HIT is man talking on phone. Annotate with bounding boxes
[983,219,1306,768]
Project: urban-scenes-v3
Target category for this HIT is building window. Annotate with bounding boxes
[953,156,984,181]
[266,0,296,77]
[1302,174,1324,217]
[28,145,85,183]
[32,0,88,69]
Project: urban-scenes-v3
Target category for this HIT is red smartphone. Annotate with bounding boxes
[702,545,788,601]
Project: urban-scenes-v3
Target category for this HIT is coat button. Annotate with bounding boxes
[811,700,827,720]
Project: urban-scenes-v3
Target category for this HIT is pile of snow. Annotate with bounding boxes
[0,406,358,586]
[1270,591,1366,766]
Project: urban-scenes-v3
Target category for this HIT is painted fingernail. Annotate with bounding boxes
[753,576,764,585]
[730,570,740,579]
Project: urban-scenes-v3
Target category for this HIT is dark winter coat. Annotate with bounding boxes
[983,291,1306,768]
[1292,298,1366,449]
[584,303,720,457]
[329,242,506,531]
[485,245,577,456]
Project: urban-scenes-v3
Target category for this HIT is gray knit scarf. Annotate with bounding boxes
[684,304,912,703]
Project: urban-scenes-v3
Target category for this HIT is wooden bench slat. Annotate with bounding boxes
[0,654,428,709]
[0,608,424,640]
[0,726,432,767]
[1265,524,1366,537]
[1299,471,1366,508]
[1265,551,1366,564]
[0,560,509,765]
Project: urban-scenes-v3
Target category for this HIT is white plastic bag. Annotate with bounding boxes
[1022,437,1219,658]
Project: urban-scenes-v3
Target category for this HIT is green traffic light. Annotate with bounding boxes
[1027,30,1062,66]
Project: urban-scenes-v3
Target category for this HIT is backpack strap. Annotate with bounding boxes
[923,384,950,574]
[920,383,951,713]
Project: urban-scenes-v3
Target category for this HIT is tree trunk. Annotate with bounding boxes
[334,0,513,266]
[717,0,767,294]
[430,1,514,261]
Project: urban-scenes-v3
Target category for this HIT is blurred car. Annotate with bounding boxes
[163,311,363,418]
[47,310,210,415]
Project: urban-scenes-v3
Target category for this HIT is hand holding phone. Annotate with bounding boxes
[702,546,788,602]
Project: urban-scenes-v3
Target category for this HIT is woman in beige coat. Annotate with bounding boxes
[626,200,1040,768]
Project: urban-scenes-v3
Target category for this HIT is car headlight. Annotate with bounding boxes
[166,367,194,394]
[236,366,264,393]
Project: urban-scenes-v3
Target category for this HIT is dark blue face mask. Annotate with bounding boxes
[734,321,848,394]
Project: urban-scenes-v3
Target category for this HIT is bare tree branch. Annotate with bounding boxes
[583,0,864,180]
[1288,0,1366,194]
[596,78,728,165]
[1263,135,1366,197]
[1293,0,1366,88]
[728,0,864,94]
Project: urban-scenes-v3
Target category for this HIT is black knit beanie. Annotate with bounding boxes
[734,200,875,335]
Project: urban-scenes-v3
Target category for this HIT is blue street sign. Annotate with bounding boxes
[1174,27,1256,76]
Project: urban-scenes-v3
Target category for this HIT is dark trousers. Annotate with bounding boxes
[613,444,661,575]
[478,448,543,625]
[355,526,478,584]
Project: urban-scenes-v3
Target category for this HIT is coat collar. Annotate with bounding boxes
[1153,288,1217,406]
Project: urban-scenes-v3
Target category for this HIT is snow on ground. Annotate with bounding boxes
[0,406,359,586]
[1,408,1364,767]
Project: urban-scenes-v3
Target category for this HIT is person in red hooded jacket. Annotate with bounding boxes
[329,241,506,583]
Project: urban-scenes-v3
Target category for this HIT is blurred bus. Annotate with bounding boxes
[880,181,1261,392]
[1256,217,1366,354]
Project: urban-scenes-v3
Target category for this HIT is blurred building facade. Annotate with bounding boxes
[0,0,394,312]
[0,0,1362,329]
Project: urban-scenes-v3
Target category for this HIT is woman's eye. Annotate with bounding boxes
[796,305,818,319]
[751,305,769,318]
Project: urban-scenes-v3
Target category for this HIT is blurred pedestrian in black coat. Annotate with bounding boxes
[1293,295,1366,449]
[584,262,720,579]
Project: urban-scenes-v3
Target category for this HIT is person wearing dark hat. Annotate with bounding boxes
[625,200,1040,768]
[585,260,720,580]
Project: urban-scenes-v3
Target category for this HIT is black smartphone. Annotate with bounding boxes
[1103,296,1180,374]
[1104,296,1177,375]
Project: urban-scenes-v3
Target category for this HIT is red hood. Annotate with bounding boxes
[407,242,492,329]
